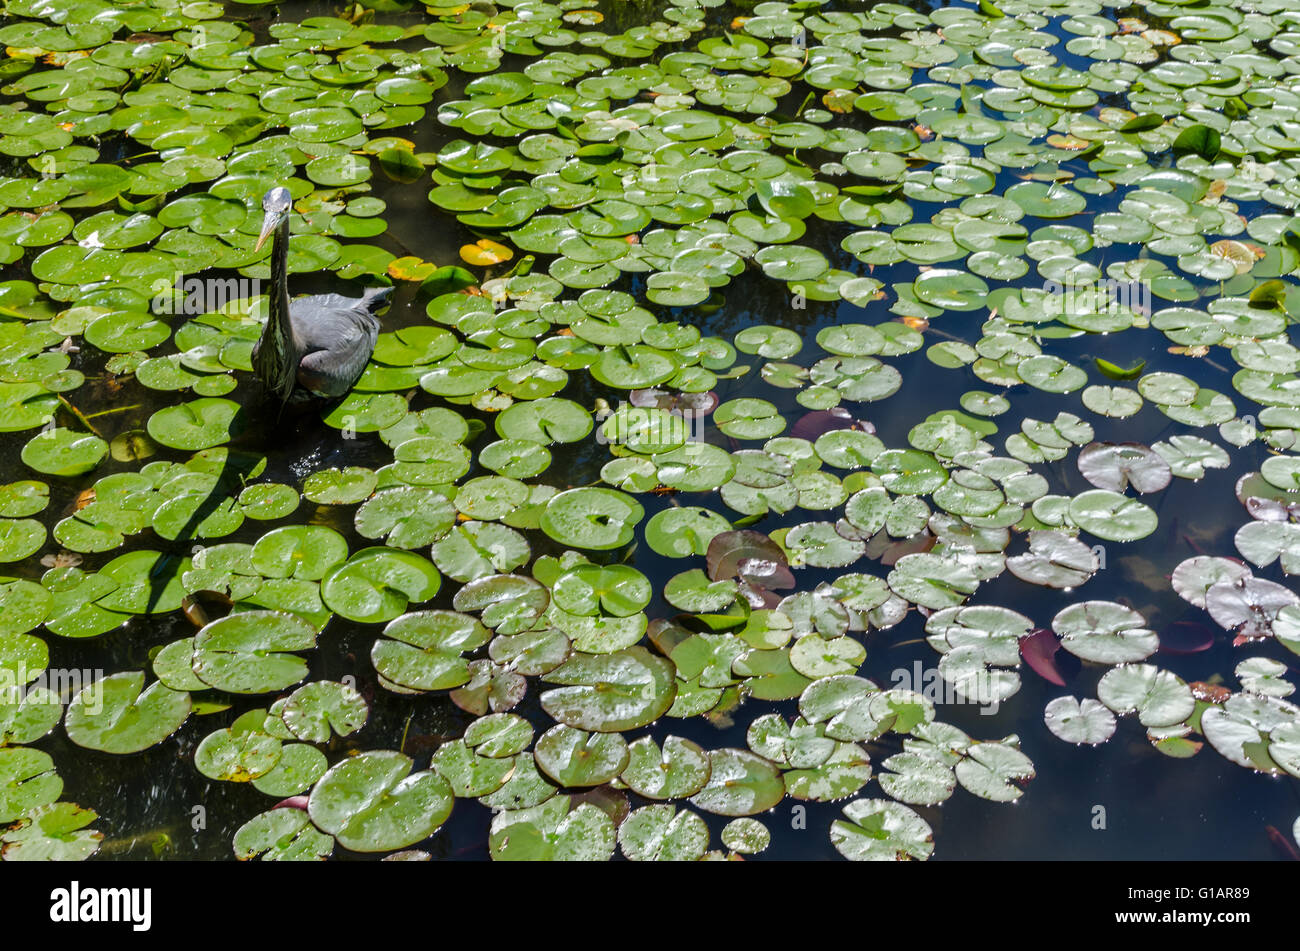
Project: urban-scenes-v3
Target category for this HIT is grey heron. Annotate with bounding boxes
[251,186,393,408]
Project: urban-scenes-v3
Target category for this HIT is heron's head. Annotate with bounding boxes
[255,187,293,252]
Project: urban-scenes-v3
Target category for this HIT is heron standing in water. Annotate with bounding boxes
[251,186,393,409]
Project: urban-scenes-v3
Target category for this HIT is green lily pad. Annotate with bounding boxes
[488,796,615,861]
[535,724,629,787]
[355,487,456,549]
[280,681,367,742]
[321,547,441,624]
[21,428,107,477]
[620,735,712,800]
[689,748,785,817]
[552,564,651,617]
[195,727,282,782]
[1069,489,1158,542]
[371,610,490,692]
[540,646,676,732]
[233,807,333,861]
[146,398,243,451]
[64,672,190,755]
[540,487,644,550]
[308,750,454,853]
[0,747,60,822]
[192,611,318,694]
[0,801,101,861]
[618,804,710,861]
[251,525,349,581]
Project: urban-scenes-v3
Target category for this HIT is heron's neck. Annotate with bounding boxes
[268,215,296,350]
[252,213,300,403]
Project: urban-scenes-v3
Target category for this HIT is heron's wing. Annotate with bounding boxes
[288,293,384,398]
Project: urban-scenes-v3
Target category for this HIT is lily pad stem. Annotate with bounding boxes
[57,395,105,438]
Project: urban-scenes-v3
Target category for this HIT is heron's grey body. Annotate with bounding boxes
[252,287,390,399]
[251,187,392,407]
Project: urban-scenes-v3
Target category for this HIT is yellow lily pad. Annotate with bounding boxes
[388,257,437,282]
[460,240,513,267]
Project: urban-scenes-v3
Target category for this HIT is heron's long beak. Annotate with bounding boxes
[254,211,284,252]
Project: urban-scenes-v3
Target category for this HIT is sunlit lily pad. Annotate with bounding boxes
[621,735,711,800]
[195,727,281,783]
[1069,490,1158,542]
[488,796,615,861]
[1053,601,1158,664]
[540,487,643,550]
[541,647,675,732]
[308,750,453,853]
[64,672,190,755]
[689,748,785,816]
[234,807,333,861]
[321,547,441,624]
[830,799,933,861]
[146,398,243,451]
[192,611,318,694]
[371,610,489,692]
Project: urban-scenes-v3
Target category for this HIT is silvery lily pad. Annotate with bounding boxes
[1077,442,1172,494]
[1006,530,1099,588]
[1097,664,1195,728]
[1044,696,1117,745]
[1052,601,1158,664]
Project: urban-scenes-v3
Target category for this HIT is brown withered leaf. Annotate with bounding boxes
[1190,681,1232,704]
